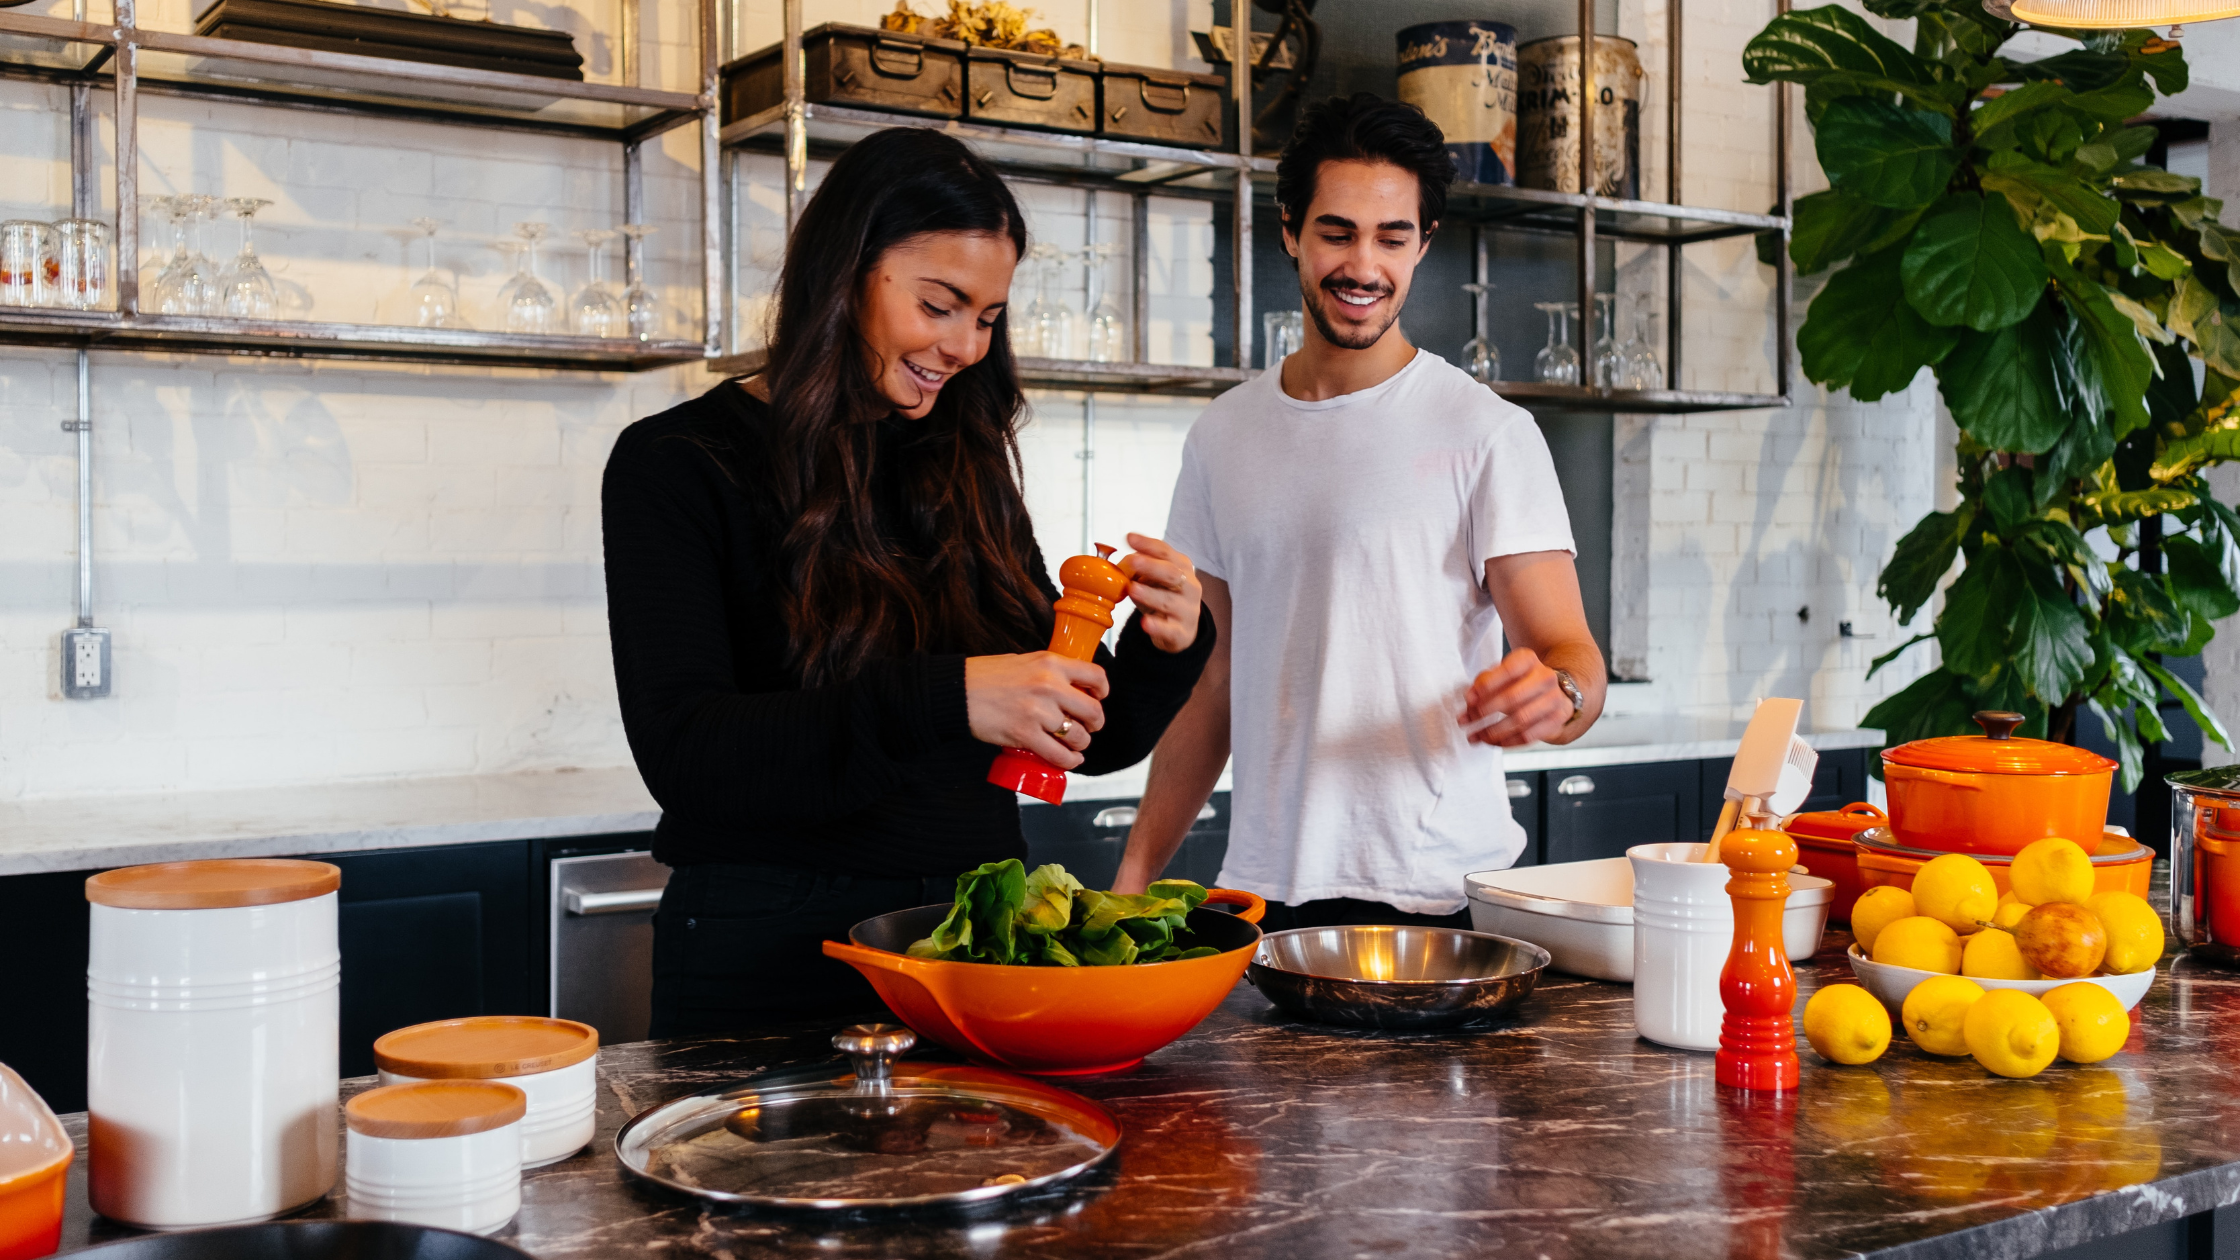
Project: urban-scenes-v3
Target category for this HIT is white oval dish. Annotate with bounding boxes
[1844,944,2156,1010]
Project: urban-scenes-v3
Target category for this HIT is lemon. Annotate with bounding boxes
[1964,988,2061,1078]
[1914,853,1999,932]
[1961,926,2041,980]
[2085,891,2165,975]
[1850,886,1917,956]
[2042,981,2130,1064]
[1992,899,2030,930]
[1804,984,1892,1065]
[1902,974,1987,1056]
[2011,838,2095,906]
[1873,916,1963,974]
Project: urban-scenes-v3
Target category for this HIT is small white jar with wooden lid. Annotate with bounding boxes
[86,858,341,1229]
[374,1017,598,1168]
[345,1081,525,1235]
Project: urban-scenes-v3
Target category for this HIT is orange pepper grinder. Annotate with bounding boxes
[1714,825,1800,1091]
[986,544,1130,805]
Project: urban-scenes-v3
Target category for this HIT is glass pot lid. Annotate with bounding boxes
[1882,710,2118,776]
[614,1025,1120,1209]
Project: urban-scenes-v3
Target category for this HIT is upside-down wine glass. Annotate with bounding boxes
[1026,242,1073,360]
[1623,295,1664,390]
[1083,241,1125,363]
[407,218,465,329]
[152,194,217,316]
[617,223,663,342]
[218,197,277,319]
[572,229,623,338]
[1460,281,1500,384]
[1592,292,1624,389]
[1532,301,1579,385]
[503,221,556,334]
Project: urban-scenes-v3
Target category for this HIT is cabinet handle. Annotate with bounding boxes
[564,888,665,916]
[1091,803,1217,829]
[1556,774,1597,797]
[1507,778,1532,800]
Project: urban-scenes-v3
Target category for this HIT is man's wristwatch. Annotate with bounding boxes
[1554,669,1586,722]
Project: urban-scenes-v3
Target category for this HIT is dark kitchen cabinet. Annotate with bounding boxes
[1020,792,1230,890]
[0,868,94,1113]
[1506,772,1544,866]
[1543,760,1701,866]
[1696,747,1872,840]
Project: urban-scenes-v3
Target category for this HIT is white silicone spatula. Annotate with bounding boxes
[1701,698,1815,863]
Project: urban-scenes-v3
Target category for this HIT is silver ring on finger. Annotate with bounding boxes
[1053,719,1073,738]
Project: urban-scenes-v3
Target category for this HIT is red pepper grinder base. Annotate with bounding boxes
[986,547,1130,807]
[1714,825,1801,1092]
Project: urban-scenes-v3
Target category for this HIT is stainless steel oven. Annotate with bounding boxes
[548,850,669,1046]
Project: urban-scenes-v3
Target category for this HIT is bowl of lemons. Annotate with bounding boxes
[1843,837,2162,1012]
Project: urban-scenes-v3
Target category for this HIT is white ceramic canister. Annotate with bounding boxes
[1627,842,1737,1052]
[86,859,341,1228]
[374,1017,597,1168]
[345,1081,525,1235]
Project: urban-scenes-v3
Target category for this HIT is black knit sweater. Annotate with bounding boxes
[600,381,1215,874]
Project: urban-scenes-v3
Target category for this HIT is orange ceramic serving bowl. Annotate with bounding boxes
[823,888,1265,1076]
[1881,711,2117,856]
[0,1064,70,1260]
[1853,828,2154,901]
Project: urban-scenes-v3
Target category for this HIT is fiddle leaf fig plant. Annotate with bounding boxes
[1743,1,2240,787]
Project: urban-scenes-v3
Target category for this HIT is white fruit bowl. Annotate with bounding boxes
[1844,944,2156,1011]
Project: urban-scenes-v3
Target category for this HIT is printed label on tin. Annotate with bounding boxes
[1397,21,1518,187]
[1516,35,1644,198]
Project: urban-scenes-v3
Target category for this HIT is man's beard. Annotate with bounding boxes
[1300,272,1402,351]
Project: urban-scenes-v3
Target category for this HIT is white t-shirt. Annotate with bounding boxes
[1163,348,1576,914]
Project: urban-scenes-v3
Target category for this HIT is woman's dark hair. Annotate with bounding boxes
[758,127,1045,686]
[1274,93,1454,246]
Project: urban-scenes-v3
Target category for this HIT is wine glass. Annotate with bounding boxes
[187,194,223,293]
[406,218,466,330]
[503,221,556,334]
[217,197,277,319]
[1083,242,1125,363]
[1460,281,1500,384]
[572,229,623,338]
[1591,293,1625,389]
[1023,243,1073,360]
[1533,302,1580,385]
[1261,309,1303,369]
[617,223,663,342]
[152,195,217,316]
[1623,295,1664,390]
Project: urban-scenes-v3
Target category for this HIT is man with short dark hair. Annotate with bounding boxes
[1113,93,1607,929]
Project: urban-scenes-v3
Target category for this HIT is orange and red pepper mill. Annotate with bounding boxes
[1714,825,1801,1091]
[986,544,1130,806]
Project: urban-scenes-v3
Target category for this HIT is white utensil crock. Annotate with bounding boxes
[1628,842,1741,1051]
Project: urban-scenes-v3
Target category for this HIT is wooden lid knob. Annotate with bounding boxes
[346,1081,527,1140]
[1718,827,1798,875]
[87,859,340,910]
[374,1016,598,1079]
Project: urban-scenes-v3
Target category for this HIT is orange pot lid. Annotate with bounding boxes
[1881,710,2116,776]
[86,859,340,910]
[346,1081,526,1139]
[375,1016,598,1079]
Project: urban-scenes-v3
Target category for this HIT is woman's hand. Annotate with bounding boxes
[965,653,1108,768]
[1118,533,1203,654]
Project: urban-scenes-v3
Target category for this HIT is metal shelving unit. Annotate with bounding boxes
[705,0,1792,413]
[0,0,723,370]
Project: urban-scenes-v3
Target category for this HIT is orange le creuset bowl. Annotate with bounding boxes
[823,887,1266,1076]
[1881,710,2116,856]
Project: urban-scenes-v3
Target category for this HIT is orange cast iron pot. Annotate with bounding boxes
[1882,710,2116,856]
[823,888,1266,1076]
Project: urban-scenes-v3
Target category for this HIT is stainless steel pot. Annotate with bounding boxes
[1246,926,1550,1030]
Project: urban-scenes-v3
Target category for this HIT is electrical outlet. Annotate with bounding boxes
[62,626,110,699]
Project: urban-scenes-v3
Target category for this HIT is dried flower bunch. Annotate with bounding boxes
[881,0,1093,60]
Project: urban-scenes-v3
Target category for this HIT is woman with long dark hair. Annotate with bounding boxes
[602,127,1214,1036]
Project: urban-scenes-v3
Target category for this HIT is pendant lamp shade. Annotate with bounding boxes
[2004,0,2237,25]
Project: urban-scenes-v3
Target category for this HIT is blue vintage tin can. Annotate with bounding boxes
[1396,20,1518,187]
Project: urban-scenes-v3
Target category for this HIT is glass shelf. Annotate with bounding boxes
[1447,183,1787,245]
[1491,381,1789,414]
[0,308,707,371]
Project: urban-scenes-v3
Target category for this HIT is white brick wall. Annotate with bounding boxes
[0,0,1935,803]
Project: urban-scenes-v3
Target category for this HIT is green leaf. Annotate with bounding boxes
[2105,566,2191,653]
[1902,193,2051,331]
[2166,533,2240,620]
[2016,518,2113,600]
[1938,545,2030,677]
[1939,304,2072,453]
[1743,6,1943,106]
[2066,79,2156,124]
[1817,97,1958,209]
[2038,416,2117,507]
[2140,654,2234,751]
[2018,49,2131,93]
[1799,249,1962,400]
[2084,696,2145,792]
[1862,667,1976,773]
[2170,275,2240,379]
[2048,254,2155,437]
[1980,157,2120,236]
[2010,565,2094,702]
[1019,863,1085,934]
[1867,631,1935,679]
[2138,40,2188,95]
[1790,189,1907,276]
[2114,168,2205,197]
[1971,81,2073,136]
[1879,508,1967,625]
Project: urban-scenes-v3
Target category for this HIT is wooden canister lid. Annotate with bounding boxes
[86,859,341,910]
[374,1016,598,1079]
[346,1081,527,1140]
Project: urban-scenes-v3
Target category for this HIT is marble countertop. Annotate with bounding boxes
[49,926,2238,1260]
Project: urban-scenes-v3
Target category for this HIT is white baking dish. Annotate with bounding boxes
[1464,855,1833,982]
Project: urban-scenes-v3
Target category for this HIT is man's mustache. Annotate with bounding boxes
[1321,276,1393,298]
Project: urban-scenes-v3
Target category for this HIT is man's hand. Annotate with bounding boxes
[1118,533,1203,654]
[1459,648,1574,747]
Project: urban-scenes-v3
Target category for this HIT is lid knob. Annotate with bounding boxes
[835,1023,915,1089]
[1973,710,2026,741]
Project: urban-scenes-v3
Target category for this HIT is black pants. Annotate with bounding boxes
[1259,895,1474,934]
[648,863,950,1039]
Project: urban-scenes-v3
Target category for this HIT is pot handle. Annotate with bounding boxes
[1837,802,1888,823]
[1974,710,2025,740]
[1204,887,1266,924]
[821,939,937,974]
[1894,766,1988,791]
